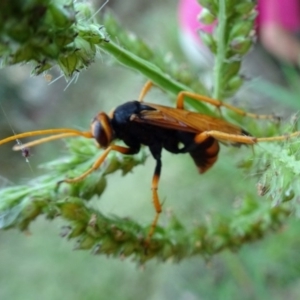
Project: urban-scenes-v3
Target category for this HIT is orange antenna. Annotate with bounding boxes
[0,128,93,150]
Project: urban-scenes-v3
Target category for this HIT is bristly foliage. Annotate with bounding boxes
[0,0,108,77]
[0,0,299,263]
[0,138,292,264]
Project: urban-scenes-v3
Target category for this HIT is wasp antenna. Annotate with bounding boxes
[12,132,92,151]
[0,128,93,147]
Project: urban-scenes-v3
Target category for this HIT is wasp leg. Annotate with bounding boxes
[194,129,300,144]
[145,145,163,244]
[146,157,162,244]
[194,130,257,145]
[256,131,300,142]
[138,81,154,102]
[59,145,138,184]
[176,91,278,121]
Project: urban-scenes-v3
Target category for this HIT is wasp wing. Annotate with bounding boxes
[131,102,246,136]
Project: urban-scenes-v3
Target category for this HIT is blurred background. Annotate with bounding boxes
[1,1,300,299]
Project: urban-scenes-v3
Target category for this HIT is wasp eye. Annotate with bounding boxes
[90,113,113,148]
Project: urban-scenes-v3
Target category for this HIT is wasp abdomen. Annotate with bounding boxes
[189,137,220,174]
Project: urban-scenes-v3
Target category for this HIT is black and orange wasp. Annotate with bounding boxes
[0,82,297,241]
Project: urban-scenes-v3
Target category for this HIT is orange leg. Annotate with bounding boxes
[194,130,257,145]
[146,173,162,243]
[138,82,299,145]
[144,151,163,244]
[256,131,300,142]
[138,81,278,121]
[176,91,278,120]
[194,129,300,145]
[60,145,136,184]
[138,81,154,102]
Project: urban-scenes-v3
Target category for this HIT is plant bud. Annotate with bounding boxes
[198,0,218,15]
[40,42,60,58]
[103,155,121,175]
[227,75,244,91]
[234,2,256,15]
[75,2,93,19]
[68,222,86,238]
[10,45,34,63]
[59,200,84,221]
[99,236,118,254]
[58,51,79,77]
[21,203,41,220]
[230,37,252,55]
[54,31,75,48]
[78,235,95,249]
[225,0,237,10]
[198,30,216,53]
[47,3,76,29]
[229,21,253,40]
[161,243,174,261]
[198,8,216,25]
[79,175,107,199]
[222,61,241,82]
[6,20,30,42]
[283,188,295,202]
[79,24,108,44]
[121,242,136,256]
[74,37,96,64]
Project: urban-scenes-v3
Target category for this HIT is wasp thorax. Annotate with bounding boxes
[90,112,113,148]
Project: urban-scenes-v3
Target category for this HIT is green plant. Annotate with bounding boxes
[0,0,298,264]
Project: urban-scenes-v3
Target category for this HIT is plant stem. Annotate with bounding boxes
[100,41,212,114]
[213,0,226,99]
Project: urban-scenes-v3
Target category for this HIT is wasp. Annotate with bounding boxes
[0,82,298,241]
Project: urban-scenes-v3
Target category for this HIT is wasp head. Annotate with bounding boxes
[90,112,114,148]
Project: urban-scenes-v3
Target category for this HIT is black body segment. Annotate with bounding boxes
[110,101,220,173]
